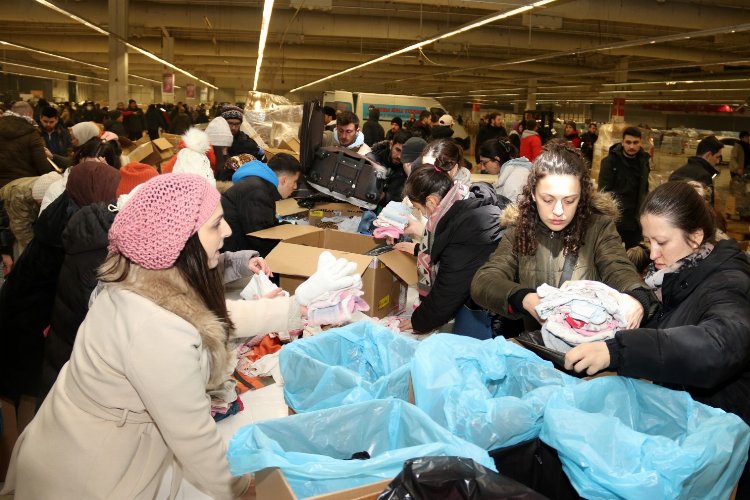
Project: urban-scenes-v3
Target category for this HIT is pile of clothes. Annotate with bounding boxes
[372,201,411,239]
[535,280,627,353]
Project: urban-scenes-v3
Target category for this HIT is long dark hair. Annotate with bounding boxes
[99,234,234,332]
[640,181,716,246]
[515,140,593,256]
[74,136,122,168]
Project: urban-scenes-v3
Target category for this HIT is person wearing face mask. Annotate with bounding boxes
[397,164,508,336]
[564,180,750,496]
[471,141,657,334]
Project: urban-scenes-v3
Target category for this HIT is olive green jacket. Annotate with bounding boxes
[471,191,653,322]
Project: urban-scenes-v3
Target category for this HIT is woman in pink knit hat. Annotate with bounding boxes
[2,173,360,500]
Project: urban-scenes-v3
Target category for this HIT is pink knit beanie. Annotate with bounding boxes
[108,173,220,270]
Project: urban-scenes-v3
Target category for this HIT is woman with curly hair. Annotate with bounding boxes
[471,141,656,333]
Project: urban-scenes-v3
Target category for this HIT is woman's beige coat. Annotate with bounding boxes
[3,263,295,500]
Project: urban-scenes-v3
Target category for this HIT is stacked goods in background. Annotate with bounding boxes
[244,91,302,162]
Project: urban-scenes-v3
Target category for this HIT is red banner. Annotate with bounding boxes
[162,73,174,93]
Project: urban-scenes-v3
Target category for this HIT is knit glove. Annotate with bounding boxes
[294,251,359,306]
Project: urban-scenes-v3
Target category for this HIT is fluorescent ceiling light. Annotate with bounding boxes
[1,60,107,82]
[253,0,274,91]
[424,22,750,80]
[0,39,161,85]
[291,0,557,92]
[33,0,217,89]
[0,68,99,85]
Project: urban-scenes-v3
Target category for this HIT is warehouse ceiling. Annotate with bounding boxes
[2,0,750,107]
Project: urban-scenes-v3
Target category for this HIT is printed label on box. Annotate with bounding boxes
[378,295,390,310]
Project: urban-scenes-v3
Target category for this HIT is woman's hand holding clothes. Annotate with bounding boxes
[521,292,542,323]
[618,292,644,329]
[248,256,272,276]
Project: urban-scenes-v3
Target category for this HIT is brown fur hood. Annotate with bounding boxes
[99,256,232,389]
[500,190,621,227]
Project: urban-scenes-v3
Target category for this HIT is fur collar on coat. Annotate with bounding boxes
[98,256,232,389]
[500,189,620,227]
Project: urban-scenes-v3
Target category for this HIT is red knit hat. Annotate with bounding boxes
[116,162,159,198]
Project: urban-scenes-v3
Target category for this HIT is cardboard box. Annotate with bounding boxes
[276,198,308,218]
[307,202,363,228]
[265,147,300,163]
[279,136,301,153]
[255,467,391,500]
[250,225,416,318]
[126,138,176,167]
[159,132,183,148]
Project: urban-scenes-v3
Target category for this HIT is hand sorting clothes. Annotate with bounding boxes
[372,200,412,239]
[535,280,628,353]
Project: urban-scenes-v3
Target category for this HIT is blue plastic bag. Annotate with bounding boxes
[280,321,418,412]
[227,399,496,499]
[540,377,750,500]
[411,334,579,450]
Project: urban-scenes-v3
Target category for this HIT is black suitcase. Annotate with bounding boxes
[307,146,386,210]
[298,100,324,173]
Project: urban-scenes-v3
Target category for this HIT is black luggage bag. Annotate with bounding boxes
[307,146,386,210]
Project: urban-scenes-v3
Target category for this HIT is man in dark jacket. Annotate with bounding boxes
[598,126,650,248]
[0,101,54,273]
[0,101,52,188]
[221,153,301,256]
[475,112,508,163]
[122,99,146,140]
[104,109,127,137]
[362,107,385,146]
[39,106,72,156]
[367,130,411,208]
[669,135,722,204]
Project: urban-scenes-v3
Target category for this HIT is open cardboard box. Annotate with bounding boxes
[249,225,417,318]
[126,138,176,167]
[308,202,362,227]
[255,467,391,500]
[276,198,309,218]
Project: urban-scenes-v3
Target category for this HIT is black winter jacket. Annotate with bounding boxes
[411,183,509,333]
[597,143,650,231]
[0,192,79,402]
[221,176,281,257]
[607,239,750,424]
[362,119,385,147]
[367,140,406,208]
[40,202,116,398]
[669,156,719,203]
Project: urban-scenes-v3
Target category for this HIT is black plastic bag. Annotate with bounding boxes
[377,456,547,500]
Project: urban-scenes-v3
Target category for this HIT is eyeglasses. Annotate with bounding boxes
[497,139,512,154]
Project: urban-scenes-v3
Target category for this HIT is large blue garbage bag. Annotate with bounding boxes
[227,399,496,499]
[280,321,418,412]
[540,376,750,500]
[411,334,579,450]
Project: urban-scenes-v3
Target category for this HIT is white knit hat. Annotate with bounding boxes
[172,128,216,186]
[205,116,234,147]
[70,121,100,145]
